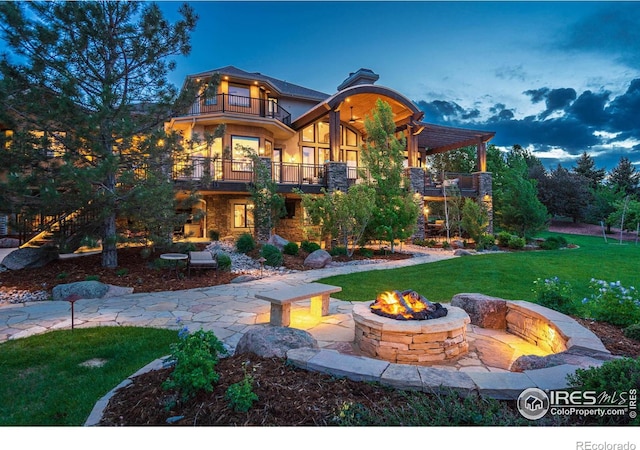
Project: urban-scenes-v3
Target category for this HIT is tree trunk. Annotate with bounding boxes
[102,213,118,268]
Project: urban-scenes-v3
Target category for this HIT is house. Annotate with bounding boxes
[165,66,495,243]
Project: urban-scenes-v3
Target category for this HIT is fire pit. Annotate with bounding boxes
[353,290,470,365]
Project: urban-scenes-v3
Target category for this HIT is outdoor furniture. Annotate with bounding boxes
[187,251,218,277]
[255,282,342,327]
[159,253,188,278]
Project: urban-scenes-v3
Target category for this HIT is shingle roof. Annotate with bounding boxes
[190,66,330,102]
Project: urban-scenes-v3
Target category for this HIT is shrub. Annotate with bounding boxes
[329,246,348,256]
[173,242,197,254]
[358,247,374,258]
[208,229,220,241]
[496,231,513,247]
[216,253,232,271]
[225,368,258,413]
[582,279,640,327]
[84,275,100,281]
[235,233,256,254]
[283,242,299,256]
[566,357,640,425]
[162,328,227,401]
[260,244,283,267]
[301,241,321,253]
[412,238,427,247]
[140,247,152,259]
[56,272,69,280]
[476,233,496,251]
[532,277,579,315]
[507,235,526,250]
[623,323,640,341]
[116,268,129,277]
[540,235,568,250]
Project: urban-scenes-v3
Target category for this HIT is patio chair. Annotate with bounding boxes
[187,251,218,277]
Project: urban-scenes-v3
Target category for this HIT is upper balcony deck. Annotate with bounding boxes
[184,94,292,126]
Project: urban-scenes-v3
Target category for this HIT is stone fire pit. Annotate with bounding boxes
[353,302,471,365]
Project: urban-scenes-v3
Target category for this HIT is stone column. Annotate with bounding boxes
[474,171,493,234]
[255,157,274,242]
[324,162,348,193]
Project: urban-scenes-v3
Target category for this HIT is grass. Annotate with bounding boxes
[0,326,178,426]
[319,233,640,306]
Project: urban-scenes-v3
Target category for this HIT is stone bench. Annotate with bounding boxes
[255,282,342,327]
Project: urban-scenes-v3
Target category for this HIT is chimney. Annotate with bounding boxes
[337,68,380,91]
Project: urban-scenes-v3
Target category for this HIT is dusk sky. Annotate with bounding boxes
[157,1,640,173]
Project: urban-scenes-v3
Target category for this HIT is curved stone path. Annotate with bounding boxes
[0,249,457,347]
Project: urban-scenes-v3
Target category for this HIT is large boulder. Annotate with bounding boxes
[267,234,289,250]
[451,293,507,329]
[303,249,332,269]
[52,281,110,301]
[234,325,318,358]
[1,245,59,270]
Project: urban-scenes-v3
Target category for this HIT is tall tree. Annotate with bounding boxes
[573,151,605,190]
[493,147,549,237]
[537,164,591,222]
[608,157,640,197]
[360,99,419,251]
[0,1,198,267]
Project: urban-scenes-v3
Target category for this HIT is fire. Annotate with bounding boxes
[370,289,447,321]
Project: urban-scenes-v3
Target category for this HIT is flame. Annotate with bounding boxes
[371,290,430,319]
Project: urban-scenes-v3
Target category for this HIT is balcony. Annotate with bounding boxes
[186,94,292,126]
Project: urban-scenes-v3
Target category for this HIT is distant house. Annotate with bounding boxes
[165,66,495,242]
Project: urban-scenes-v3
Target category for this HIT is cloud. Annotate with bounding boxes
[560,3,640,69]
[495,64,528,82]
[416,77,640,171]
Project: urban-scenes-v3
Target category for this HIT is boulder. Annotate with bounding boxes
[234,325,318,358]
[451,293,507,329]
[511,350,618,372]
[454,249,474,256]
[52,281,110,301]
[1,245,59,270]
[0,238,19,248]
[267,234,289,250]
[231,274,258,283]
[304,249,332,269]
[451,240,465,249]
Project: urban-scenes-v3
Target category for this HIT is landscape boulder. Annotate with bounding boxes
[1,245,59,270]
[0,238,19,248]
[52,280,133,301]
[303,249,332,269]
[267,234,289,250]
[234,325,318,358]
[451,293,507,329]
[511,350,618,372]
[454,249,474,257]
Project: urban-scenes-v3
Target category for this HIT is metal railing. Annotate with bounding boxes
[186,94,292,126]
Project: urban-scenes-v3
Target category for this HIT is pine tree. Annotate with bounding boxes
[608,157,640,197]
[573,151,605,190]
[0,1,199,267]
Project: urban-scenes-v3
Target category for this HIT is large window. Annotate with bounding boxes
[229,84,250,107]
[231,136,259,160]
[234,203,254,228]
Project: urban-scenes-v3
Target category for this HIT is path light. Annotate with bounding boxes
[257,257,266,278]
[65,294,81,331]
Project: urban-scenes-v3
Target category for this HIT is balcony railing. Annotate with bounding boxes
[186,94,291,126]
[173,157,326,185]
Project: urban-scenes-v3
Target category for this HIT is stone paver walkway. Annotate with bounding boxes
[0,249,457,351]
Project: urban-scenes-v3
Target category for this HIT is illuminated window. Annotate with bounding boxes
[229,84,250,107]
[302,124,314,142]
[344,127,357,146]
[234,203,254,228]
[317,122,329,144]
[231,135,259,159]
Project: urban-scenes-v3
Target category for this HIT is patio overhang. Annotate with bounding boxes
[417,123,495,155]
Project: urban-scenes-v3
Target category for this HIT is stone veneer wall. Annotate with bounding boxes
[473,171,493,234]
[407,168,426,240]
[505,302,568,354]
[353,303,470,365]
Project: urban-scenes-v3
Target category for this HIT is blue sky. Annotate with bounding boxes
[157,1,640,172]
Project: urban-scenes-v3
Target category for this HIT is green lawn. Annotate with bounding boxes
[0,326,178,426]
[318,233,640,305]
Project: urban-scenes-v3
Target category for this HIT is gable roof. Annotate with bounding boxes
[189,66,330,102]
